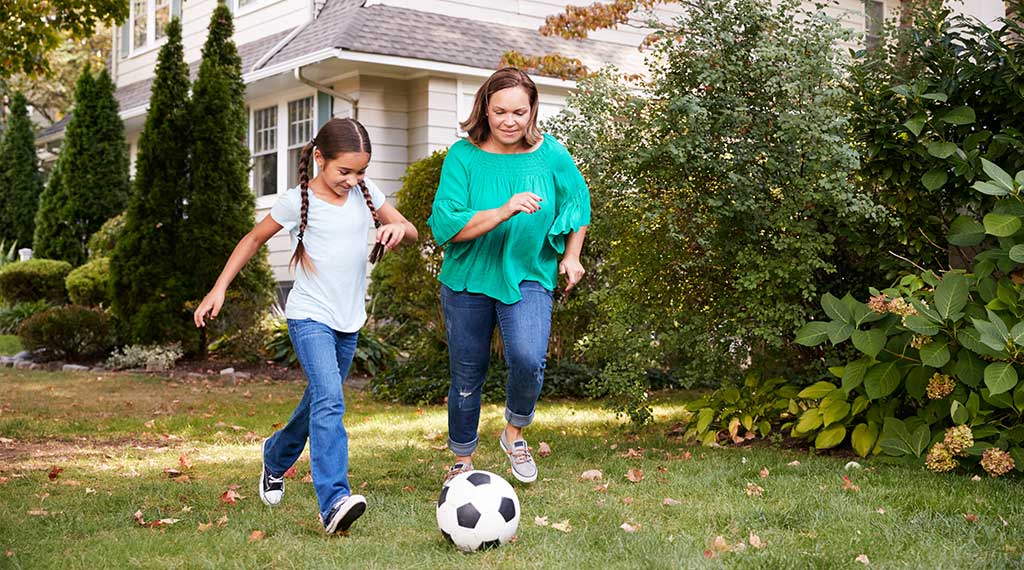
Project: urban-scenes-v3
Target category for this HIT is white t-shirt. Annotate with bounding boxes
[270,178,386,333]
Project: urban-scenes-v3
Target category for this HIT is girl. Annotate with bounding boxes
[428,67,591,484]
[194,117,417,533]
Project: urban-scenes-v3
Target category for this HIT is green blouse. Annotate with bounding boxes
[427,134,591,304]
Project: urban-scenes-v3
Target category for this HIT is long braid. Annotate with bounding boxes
[347,118,386,264]
[289,140,316,274]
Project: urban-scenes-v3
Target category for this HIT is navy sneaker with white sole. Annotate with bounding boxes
[321,495,367,534]
[259,438,284,506]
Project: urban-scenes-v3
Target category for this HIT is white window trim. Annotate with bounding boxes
[235,0,283,18]
[249,87,318,210]
[127,0,169,57]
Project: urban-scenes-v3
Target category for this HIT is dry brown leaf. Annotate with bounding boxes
[27,509,48,516]
[133,510,146,526]
[580,469,603,481]
[1000,515,1009,527]
[964,513,979,523]
[622,448,644,459]
[855,554,870,565]
[594,483,609,492]
[759,467,770,478]
[626,468,644,483]
[622,497,634,506]
[537,442,552,457]
[216,515,229,527]
[663,498,681,506]
[745,483,764,497]
[302,472,313,483]
[534,516,549,527]
[787,460,801,467]
[749,531,765,549]
[620,522,640,533]
[47,466,63,481]
[0,477,8,485]
[703,549,718,559]
[402,485,415,492]
[284,466,298,478]
[85,488,96,494]
[144,420,156,428]
[876,508,886,515]
[172,474,190,483]
[163,468,182,478]
[657,466,668,473]
[551,520,572,533]
[221,489,243,505]
[179,454,193,470]
[842,475,860,492]
[198,522,213,532]
[248,530,265,542]
[151,518,180,527]
[712,535,730,552]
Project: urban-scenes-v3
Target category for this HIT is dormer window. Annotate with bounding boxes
[122,0,176,56]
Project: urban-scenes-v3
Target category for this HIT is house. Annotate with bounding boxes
[35,0,1006,299]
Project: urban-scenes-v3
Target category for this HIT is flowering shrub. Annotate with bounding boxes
[105,343,183,371]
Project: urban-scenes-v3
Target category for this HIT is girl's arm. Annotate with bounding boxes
[559,226,589,293]
[375,202,419,248]
[193,214,283,328]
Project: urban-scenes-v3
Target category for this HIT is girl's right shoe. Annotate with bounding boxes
[259,438,284,506]
[322,495,367,534]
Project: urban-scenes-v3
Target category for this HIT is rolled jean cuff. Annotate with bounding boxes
[448,435,479,456]
[505,407,534,428]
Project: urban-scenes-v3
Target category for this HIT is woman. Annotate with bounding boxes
[428,67,591,484]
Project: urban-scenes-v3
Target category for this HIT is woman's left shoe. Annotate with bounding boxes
[499,432,538,483]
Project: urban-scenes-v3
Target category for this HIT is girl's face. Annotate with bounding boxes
[315,150,370,194]
[486,86,533,147]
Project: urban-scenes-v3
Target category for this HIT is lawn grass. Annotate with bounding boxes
[0,335,22,356]
[0,368,1022,569]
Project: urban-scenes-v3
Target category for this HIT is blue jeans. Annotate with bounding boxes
[263,318,357,520]
[441,281,553,456]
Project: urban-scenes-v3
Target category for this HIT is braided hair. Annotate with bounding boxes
[288,117,383,274]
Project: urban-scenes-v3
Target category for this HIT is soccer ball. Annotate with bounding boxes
[436,470,520,552]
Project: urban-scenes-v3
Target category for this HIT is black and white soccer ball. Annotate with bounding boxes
[436,470,520,552]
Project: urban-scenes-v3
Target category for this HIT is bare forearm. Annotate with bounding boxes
[451,208,508,242]
[210,233,263,292]
[563,226,588,260]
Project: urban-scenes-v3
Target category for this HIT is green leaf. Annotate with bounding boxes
[948,215,985,246]
[880,418,929,457]
[795,321,830,346]
[1010,321,1024,347]
[796,409,823,433]
[903,112,926,136]
[851,329,886,358]
[921,168,948,191]
[972,180,1010,196]
[827,320,854,344]
[985,362,1019,395]
[1010,245,1024,263]
[864,361,903,400]
[969,319,1009,352]
[842,357,870,393]
[933,273,968,320]
[983,213,1021,237]
[798,381,838,400]
[951,400,969,425]
[851,423,880,457]
[939,106,976,125]
[696,408,714,433]
[981,157,1015,193]
[814,424,846,449]
[919,339,950,368]
[921,92,948,102]
[903,315,939,336]
[905,366,932,398]
[927,141,958,159]
[821,293,852,324]
[954,351,985,388]
[821,399,851,427]
[851,395,870,416]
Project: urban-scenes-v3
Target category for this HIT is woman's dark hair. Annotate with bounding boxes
[461,67,541,149]
[289,117,382,273]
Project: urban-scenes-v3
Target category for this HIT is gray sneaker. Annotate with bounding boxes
[444,461,474,484]
[499,432,537,483]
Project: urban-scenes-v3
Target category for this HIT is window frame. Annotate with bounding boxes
[127,0,171,55]
[252,105,279,199]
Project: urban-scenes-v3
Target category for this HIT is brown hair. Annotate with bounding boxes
[460,67,542,149]
[289,117,383,274]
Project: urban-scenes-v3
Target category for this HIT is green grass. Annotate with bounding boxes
[0,335,22,356]
[0,369,1022,569]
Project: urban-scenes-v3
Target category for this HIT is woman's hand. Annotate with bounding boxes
[500,192,542,220]
[194,289,225,328]
[559,257,586,294]
[376,222,407,249]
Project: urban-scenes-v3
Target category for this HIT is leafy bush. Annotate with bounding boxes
[66,257,111,307]
[263,316,398,377]
[19,305,113,360]
[0,241,18,270]
[0,300,55,334]
[0,258,72,304]
[87,214,125,259]
[105,343,183,370]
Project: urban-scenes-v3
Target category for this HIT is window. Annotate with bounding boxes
[253,106,278,197]
[128,0,173,52]
[287,97,314,187]
[865,1,884,51]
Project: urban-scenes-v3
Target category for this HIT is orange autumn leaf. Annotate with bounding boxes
[626,468,644,483]
[283,466,297,478]
[198,522,213,532]
[248,530,265,541]
[537,442,552,457]
[179,454,193,470]
[220,489,243,504]
[47,466,63,481]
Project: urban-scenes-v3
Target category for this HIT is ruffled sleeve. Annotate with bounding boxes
[427,144,477,247]
[546,137,592,254]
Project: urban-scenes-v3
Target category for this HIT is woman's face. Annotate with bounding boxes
[316,150,370,194]
[486,86,533,147]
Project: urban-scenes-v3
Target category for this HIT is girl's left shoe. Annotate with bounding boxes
[321,495,367,534]
[259,438,284,506]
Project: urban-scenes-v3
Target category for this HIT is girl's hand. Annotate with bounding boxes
[559,257,586,294]
[500,192,542,219]
[194,289,225,328]
[377,222,406,250]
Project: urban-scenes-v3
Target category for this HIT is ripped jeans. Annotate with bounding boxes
[440,281,553,456]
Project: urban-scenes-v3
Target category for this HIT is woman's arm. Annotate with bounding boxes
[450,192,542,243]
[375,202,419,248]
[193,214,283,327]
[559,226,588,293]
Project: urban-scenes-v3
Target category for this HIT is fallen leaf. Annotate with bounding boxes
[198,522,213,532]
[283,466,297,478]
[302,472,313,483]
[749,531,765,549]
[423,431,444,441]
[759,467,770,478]
[551,520,572,533]
[663,498,681,506]
[876,508,886,515]
[27,509,48,516]
[745,482,764,497]
[581,469,603,481]
[534,516,549,527]
[657,466,668,473]
[842,475,860,492]
[5,550,12,557]
[402,485,415,492]
[620,522,640,533]
[360,481,368,489]
[179,454,193,470]
[964,513,979,523]
[681,451,692,460]
[0,477,8,484]
[787,460,801,467]
[221,489,243,505]
[47,466,63,481]
[623,448,644,459]
[133,510,146,526]
[61,479,81,486]
[594,483,609,492]
[151,518,180,527]
[537,442,552,457]
[1000,515,1009,527]
[248,530,265,541]
[712,535,730,552]
[180,506,193,513]
[85,488,96,494]
[144,420,156,428]
[216,515,229,527]
[163,468,182,478]
[971,475,982,482]
[703,549,717,559]
[172,474,190,483]
[855,554,870,565]
[622,497,634,506]
[626,468,644,483]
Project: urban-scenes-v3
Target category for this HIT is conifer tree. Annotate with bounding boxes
[0,92,42,247]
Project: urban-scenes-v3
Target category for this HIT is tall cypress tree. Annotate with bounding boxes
[111,18,193,345]
[33,66,130,265]
[183,2,273,354]
[0,92,42,247]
